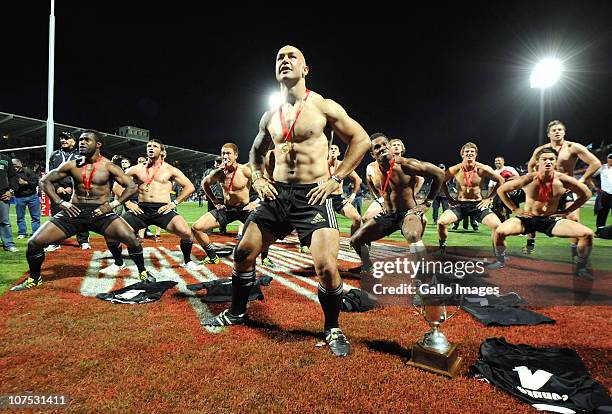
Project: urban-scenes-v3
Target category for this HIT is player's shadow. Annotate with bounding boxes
[42,263,91,282]
[365,340,411,361]
[288,267,316,277]
[245,319,322,342]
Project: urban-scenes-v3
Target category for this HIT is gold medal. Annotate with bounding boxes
[144,184,151,192]
[542,205,548,212]
[466,187,471,194]
[281,143,291,154]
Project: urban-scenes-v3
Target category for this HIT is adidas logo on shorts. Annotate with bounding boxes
[310,213,326,224]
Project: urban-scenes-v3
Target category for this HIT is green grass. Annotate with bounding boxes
[1,201,610,293]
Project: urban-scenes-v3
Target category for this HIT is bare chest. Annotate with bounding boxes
[268,104,327,145]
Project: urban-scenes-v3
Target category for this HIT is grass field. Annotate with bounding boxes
[1,201,610,294]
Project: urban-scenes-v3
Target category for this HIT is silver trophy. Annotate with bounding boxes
[407,293,464,378]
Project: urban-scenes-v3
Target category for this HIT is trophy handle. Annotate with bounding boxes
[445,295,464,320]
[412,304,423,317]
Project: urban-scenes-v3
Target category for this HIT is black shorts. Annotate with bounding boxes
[50,203,120,237]
[210,205,251,229]
[518,216,563,237]
[331,194,348,213]
[122,202,178,231]
[248,182,338,244]
[374,210,425,237]
[450,201,494,223]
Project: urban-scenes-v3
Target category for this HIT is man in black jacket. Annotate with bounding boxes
[0,153,18,252]
[46,131,90,251]
[12,159,41,238]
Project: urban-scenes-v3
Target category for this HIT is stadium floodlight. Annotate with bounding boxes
[530,58,562,89]
[268,92,283,108]
[530,58,562,146]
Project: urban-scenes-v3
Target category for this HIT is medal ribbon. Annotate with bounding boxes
[327,159,338,177]
[462,164,476,191]
[145,160,162,188]
[279,89,310,144]
[537,171,554,203]
[82,156,104,195]
[226,165,238,192]
[379,158,396,195]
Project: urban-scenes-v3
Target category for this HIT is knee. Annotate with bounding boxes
[124,233,140,248]
[403,230,420,244]
[27,238,44,254]
[314,258,337,278]
[580,229,594,241]
[234,242,256,265]
[191,223,203,233]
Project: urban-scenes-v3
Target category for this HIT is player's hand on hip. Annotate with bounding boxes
[126,200,143,215]
[408,204,429,215]
[93,202,112,217]
[477,198,492,209]
[253,177,278,200]
[157,203,175,215]
[308,178,340,205]
[60,200,81,217]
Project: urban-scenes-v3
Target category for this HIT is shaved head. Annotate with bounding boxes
[277,45,306,65]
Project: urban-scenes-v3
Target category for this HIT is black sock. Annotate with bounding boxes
[495,246,506,263]
[229,269,256,316]
[318,282,343,331]
[204,243,218,260]
[26,244,45,281]
[261,249,268,260]
[107,241,124,266]
[180,239,193,264]
[527,238,535,247]
[128,245,146,274]
[570,243,578,258]
[439,239,447,248]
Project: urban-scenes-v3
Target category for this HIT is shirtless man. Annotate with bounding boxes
[437,142,504,252]
[192,143,275,267]
[203,45,370,357]
[362,138,424,222]
[327,144,362,236]
[487,147,594,279]
[524,120,601,256]
[351,134,445,272]
[100,139,197,273]
[11,131,154,291]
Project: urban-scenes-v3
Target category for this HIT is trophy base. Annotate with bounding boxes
[406,342,464,378]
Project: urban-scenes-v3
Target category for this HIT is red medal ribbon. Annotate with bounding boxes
[145,160,162,187]
[537,171,555,203]
[462,164,476,191]
[379,158,396,195]
[327,159,338,177]
[82,156,104,194]
[225,165,238,192]
[279,89,310,143]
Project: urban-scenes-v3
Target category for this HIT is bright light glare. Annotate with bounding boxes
[530,58,562,89]
[268,92,283,108]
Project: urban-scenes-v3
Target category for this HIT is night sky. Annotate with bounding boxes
[3,2,611,172]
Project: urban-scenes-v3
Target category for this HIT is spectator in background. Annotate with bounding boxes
[46,131,90,251]
[12,159,40,239]
[593,153,612,236]
[0,153,18,252]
